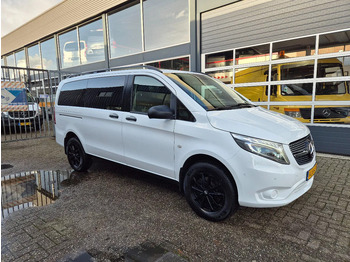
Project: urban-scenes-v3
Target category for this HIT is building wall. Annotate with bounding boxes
[201,0,350,53]
[1,0,129,56]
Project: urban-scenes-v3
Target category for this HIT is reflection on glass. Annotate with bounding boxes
[28,44,42,69]
[272,36,315,59]
[279,60,314,80]
[234,86,268,102]
[143,0,189,50]
[6,54,15,66]
[270,105,311,123]
[235,66,269,83]
[1,58,4,66]
[317,57,350,78]
[235,44,270,65]
[59,29,80,68]
[316,82,350,100]
[313,105,350,124]
[319,30,350,55]
[41,38,58,70]
[15,50,26,68]
[108,4,142,58]
[79,19,105,64]
[146,57,189,71]
[207,69,233,84]
[205,51,233,68]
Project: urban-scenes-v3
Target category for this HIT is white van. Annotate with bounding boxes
[55,66,316,221]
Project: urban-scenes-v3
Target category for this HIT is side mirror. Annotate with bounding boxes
[148,105,174,120]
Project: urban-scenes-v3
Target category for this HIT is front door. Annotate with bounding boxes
[122,75,175,178]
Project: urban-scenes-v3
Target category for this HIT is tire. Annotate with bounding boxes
[66,137,92,172]
[183,162,238,222]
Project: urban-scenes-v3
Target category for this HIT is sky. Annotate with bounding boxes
[1,0,63,37]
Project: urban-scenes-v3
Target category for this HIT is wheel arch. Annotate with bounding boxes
[179,154,238,197]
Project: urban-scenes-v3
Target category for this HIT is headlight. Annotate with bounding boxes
[232,134,290,165]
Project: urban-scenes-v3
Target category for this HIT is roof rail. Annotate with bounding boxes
[66,65,162,79]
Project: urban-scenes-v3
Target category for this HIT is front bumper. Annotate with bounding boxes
[225,146,316,208]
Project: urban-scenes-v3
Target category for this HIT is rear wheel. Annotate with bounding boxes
[66,137,92,172]
[184,162,238,221]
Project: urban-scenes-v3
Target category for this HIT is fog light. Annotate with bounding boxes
[262,189,279,199]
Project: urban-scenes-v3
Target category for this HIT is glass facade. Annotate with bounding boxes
[203,29,350,126]
[145,57,189,71]
[79,19,105,64]
[15,50,26,68]
[28,44,42,69]
[143,0,189,50]
[41,38,57,70]
[108,4,142,58]
[59,29,79,68]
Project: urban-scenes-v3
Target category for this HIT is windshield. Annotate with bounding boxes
[165,73,254,111]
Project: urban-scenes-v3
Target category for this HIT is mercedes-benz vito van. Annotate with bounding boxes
[55,66,316,221]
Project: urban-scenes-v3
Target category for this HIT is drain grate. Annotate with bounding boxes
[1,164,13,170]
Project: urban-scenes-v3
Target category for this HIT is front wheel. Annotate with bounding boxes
[184,162,238,222]
[66,137,92,172]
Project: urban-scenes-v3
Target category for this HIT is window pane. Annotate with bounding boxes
[41,38,57,70]
[177,99,195,122]
[317,56,350,78]
[84,76,125,110]
[59,29,79,68]
[145,57,189,71]
[58,80,87,106]
[234,86,268,102]
[1,57,4,66]
[108,4,142,58]
[235,66,269,83]
[319,30,350,55]
[235,44,270,65]
[28,44,42,69]
[79,19,105,64]
[272,36,315,60]
[6,54,15,66]
[270,105,311,123]
[205,51,233,68]
[15,50,26,68]
[143,0,189,50]
[316,81,350,100]
[132,76,171,113]
[279,61,314,80]
[314,105,350,124]
[207,69,233,84]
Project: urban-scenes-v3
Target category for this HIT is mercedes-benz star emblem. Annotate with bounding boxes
[322,109,331,117]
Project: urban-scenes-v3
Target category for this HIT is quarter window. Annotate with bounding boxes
[132,76,171,113]
[58,80,87,106]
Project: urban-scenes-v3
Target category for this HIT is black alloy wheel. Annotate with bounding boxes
[184,162,238,221]
[66,137,92,172]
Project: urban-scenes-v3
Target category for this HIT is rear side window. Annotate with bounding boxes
[132,76,171,113]
[84,76,125,110]
[58,80,87,106]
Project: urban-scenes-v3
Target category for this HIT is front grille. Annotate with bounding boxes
[300,107,348,119]
[289,135,314,165]
[8,111,36,119]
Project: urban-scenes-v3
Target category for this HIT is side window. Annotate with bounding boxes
[84,76,125,110]
[58,80,87,106]
[132,76,171,113]
[177,99,195,122]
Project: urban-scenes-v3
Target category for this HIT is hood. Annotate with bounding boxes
[207,107,309,144]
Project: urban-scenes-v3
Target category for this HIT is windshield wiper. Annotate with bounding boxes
[208,103,256,111]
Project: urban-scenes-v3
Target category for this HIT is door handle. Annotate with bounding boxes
[126,116,137,122]
[109,113,119,119]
